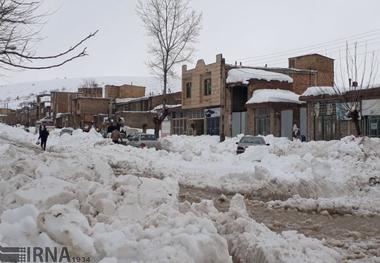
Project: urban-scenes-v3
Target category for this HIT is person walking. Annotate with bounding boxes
[292,123,300,141]
[39,125,49,151]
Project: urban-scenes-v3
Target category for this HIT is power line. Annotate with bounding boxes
[239,36,380,65]
[236,28,380,62]
[229,39,380,67]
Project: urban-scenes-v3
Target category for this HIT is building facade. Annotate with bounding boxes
[172,53,334,138]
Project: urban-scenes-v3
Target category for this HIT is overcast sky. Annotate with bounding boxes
[2,0,380,85]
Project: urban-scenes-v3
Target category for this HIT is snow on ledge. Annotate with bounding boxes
[302,86,336,96]
[246,89,303,104]
[227,68,293,84]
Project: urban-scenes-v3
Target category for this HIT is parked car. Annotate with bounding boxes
[60,128,74,136]
[236,135,269,154]
[126,133,160,149]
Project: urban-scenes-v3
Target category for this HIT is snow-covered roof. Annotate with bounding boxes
[302,86,336,96]
[115,97,147,104]
[246,89,303,105]
[227,68,293,84]
[151,104,182,112]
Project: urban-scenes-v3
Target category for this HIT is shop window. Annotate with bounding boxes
[204,78,212,96]
[172,118,186,135]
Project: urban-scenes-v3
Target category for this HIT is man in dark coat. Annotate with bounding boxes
[39,125,49,151]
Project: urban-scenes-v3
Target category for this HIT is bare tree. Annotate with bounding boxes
[0,0,98,70]
[137,0,201,137]
[79,79,99,89]
[335,42,378,136]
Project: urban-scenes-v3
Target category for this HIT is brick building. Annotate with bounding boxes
[52,87,109,128]
[72,97,111,128]
[172,53,334,138]
[115,92,181,130]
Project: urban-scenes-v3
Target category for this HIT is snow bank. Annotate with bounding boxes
[227,68,293,84]
[246,89,303,104]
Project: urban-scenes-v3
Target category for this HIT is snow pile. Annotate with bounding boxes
[227,68,293,84]
[0,125,231,262]
[246,89,304,104]
[108,134,380,214]
[181,195,342,262]
[160,135,240,155]
[302,86,336,96]
[2,123,380,216]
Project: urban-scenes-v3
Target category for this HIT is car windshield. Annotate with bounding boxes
[240,136,265,145]
[140,134,156,141]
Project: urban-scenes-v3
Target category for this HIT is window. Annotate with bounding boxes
[255,108,270,136]
[204,78,212,96]
[186,82,192,98]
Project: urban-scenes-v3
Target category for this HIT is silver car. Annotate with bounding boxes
[126,133,160,149]
[236,135,269,154]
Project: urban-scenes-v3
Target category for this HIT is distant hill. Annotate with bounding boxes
[0,76,181,109]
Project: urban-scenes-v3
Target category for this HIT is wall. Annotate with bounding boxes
[73,98,110,127]
[288,54,334,91]
[182,54,225,109]
[105,85,146,99]
[51,92,80,115]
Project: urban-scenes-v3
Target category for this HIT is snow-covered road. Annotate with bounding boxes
[0,124,379,262]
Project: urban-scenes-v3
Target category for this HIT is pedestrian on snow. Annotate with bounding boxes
[39,125,49,151]
[111,129,121,144]
[292,123,300,140]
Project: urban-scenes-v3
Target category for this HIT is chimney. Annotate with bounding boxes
[348,78,352,87]
[235,61,237,67]
[239,62,242,67]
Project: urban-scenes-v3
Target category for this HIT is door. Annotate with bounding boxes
[281,110,293,139]
[232,112,247,137]
[206,117,220,135]
[300,107,307,138]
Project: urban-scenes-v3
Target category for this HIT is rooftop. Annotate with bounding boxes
[227,68,293,84]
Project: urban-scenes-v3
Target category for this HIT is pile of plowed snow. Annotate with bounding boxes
[1,124,379,262]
